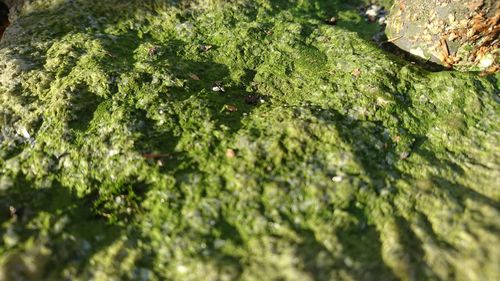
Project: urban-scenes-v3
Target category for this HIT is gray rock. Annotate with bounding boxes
[386,0,499,71]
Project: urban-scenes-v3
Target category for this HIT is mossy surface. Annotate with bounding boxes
[0,1,499,280]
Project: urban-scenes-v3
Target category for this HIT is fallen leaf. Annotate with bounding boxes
[189,73,200,80]
[224,104,238,112]
[351,68,361,77]
[226,149,235,158]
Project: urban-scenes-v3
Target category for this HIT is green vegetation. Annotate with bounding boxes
[0,0,499,280]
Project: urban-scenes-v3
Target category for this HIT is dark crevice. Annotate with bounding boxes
[0,1,9,40]
[377,39,449,72]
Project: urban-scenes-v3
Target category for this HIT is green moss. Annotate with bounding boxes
[0,0,499,280]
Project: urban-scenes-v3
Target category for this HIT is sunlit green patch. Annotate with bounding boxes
[0,0,499,280]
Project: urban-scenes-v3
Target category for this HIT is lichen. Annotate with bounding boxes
[0,1,499,281]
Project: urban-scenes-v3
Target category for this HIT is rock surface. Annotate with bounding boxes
[0,0,499,280]
[386,0,499,71]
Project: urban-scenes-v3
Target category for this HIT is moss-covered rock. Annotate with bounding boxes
[0,0,499,280]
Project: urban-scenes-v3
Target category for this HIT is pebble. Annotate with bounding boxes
[362,4,388,25]
[332,176,343,182]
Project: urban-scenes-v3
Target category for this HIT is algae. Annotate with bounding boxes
[0,0,499,280]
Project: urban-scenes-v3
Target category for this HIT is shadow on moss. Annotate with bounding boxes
[0,176,123,280]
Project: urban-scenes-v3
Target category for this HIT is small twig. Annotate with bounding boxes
[440,38,450,57]
[386,35,404,43]
[143,153,170,159]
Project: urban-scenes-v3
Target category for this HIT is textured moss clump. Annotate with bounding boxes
[0,0,499,280]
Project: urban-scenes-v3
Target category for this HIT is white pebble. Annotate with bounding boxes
[332,176,343,182]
